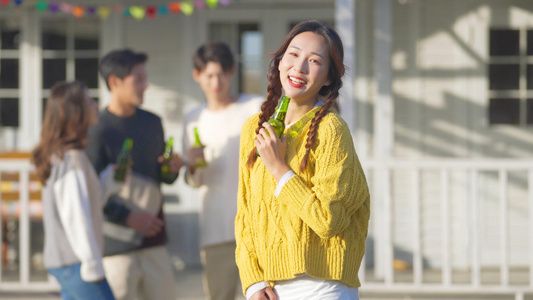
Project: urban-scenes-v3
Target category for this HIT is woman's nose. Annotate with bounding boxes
[293,58,308,74]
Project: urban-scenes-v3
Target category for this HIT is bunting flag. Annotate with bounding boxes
[0,0,232,19]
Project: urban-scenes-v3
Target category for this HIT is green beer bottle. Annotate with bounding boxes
[193,127,207,168]
[257,96,290,156]
[114,138,133,182]
[268,96,290,139]
[160,137,175,181]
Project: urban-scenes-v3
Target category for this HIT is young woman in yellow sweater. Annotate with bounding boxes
[235,20,371,300]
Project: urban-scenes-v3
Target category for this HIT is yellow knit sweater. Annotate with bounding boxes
[235,106,371,293]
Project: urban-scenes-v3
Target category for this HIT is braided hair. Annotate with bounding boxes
[246,20,345,172]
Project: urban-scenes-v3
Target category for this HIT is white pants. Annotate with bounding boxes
[103,246,177,300]
[273,275,359,300]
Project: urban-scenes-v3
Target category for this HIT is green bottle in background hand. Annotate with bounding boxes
[114,138,133,182]
[193,127,207,168]
[161,137,175,180]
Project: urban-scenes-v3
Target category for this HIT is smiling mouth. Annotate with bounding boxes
[289,76,307,87]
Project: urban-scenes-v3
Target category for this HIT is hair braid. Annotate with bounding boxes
[299,92,338,172]
[246,68,282,168]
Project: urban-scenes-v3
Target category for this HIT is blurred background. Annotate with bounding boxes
[1,0,533,299]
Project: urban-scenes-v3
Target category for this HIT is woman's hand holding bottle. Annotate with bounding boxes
[255,122,290,182]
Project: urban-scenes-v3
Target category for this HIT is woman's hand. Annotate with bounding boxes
[250,286,277,300]
[255,122,291,182]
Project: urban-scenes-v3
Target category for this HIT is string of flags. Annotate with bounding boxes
[0,0,233,20]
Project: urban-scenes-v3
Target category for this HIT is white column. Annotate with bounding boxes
[354,0,371,159]
[373,0,393,280]
[98,13,125,108]
[335,0,356,134]
[19,10,41,151]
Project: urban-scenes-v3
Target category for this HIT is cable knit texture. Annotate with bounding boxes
[235,106,371,294]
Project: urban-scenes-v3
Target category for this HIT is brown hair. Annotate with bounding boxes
[193,41,235,73]
[99,48,148,90]
[246,20,345,172]
[31,81,91,183]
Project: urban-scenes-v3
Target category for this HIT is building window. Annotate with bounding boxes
[209,22,263,95]
[0,17,21,127]
[488,28,533,125]
[41,17,99,112]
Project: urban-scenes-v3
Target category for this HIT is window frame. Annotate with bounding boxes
[40,14,100,104]
[0,14,22,128]
[488,27,533,126]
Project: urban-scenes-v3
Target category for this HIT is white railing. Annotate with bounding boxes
[2,157,533,299]
[360,159,533,300]
[0,158,58,292]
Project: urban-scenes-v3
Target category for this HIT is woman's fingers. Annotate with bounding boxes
[264,287,277,300]
[262,122,276,138]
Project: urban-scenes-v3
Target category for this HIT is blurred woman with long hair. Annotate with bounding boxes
[32,81,120,300]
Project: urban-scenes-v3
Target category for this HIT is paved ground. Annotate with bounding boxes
[0,267,244,300]
[1,267,533,299]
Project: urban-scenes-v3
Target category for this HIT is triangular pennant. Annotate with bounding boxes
[129,6,145,20]
[86,6,96,15]
[49,2,60,12]
[206,0,218,9]
[146,6,156,19]
[60,3,73,13]
[36,1,47,11]
[180,1,194,15]
[72,5,85,18]
[158,5,169,16]
[97,6,111,19]
[194,0,206,11]
[168,2,180,14]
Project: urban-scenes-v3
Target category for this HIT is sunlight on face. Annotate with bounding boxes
[278,31,331,106]
[118,63,148,107]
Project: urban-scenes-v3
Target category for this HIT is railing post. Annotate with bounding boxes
[529,169,533,288]
[384,168,393,285]
[413,169,422,286]
[471,169,481,287]
[442,169,451,286]
[499,170,509,287]
[19,169,30,285]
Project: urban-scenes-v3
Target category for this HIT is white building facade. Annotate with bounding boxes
[1,0,533,282]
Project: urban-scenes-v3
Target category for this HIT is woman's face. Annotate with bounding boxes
[84,91,99,126]
[278,31,331,106]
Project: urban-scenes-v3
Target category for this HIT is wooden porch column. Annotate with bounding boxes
[373,0,394,281]
[335,0,356,134]
[99,13,125,108]
[19,10,41,150]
